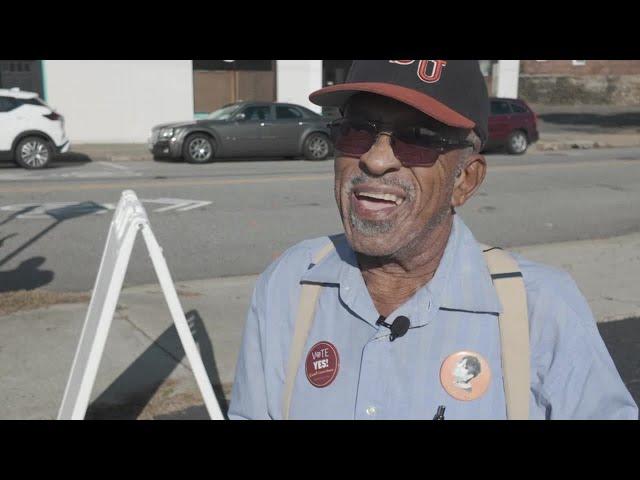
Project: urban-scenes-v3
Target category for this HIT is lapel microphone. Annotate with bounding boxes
[376,315,411,341]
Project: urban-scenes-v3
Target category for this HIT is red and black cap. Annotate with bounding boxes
[310,60,489,147]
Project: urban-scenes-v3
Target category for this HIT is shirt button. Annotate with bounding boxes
[344,286,350,292]
[366,406,376,416]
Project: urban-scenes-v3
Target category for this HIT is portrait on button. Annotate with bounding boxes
[453,355,481,392]
[440,351,491,401]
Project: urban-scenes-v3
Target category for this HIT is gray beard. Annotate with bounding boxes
[349,210,394,235]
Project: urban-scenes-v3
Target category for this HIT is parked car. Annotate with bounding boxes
[485,97,539,154]
[149,101,332,163]
[0,88,69,169]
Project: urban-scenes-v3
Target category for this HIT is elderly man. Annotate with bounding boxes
[228,60,637,420]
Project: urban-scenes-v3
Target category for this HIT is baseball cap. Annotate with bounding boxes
[309,60,489,147]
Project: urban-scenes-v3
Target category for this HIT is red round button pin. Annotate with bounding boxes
[305,341,340,388]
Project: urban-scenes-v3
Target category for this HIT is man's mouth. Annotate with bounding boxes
[351,185,407,219]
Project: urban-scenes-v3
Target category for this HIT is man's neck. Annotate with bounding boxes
[357,215,453,318]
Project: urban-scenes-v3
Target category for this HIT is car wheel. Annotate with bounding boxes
[183,134,215,164]
[506,130,529,155]
[303,133,332,161]
[14,136,54,169]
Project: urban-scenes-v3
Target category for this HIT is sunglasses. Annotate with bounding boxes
[328,118,474,166]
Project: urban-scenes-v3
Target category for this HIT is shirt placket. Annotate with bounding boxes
[353,288,434,419]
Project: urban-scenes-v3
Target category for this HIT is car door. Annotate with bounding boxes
[0,96,20,152]
[488,100,513,143]
[227,105,273,157]
[509,101,535,138]
[266,105,308,155]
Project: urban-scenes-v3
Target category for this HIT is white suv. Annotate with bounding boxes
[0,88,70,169]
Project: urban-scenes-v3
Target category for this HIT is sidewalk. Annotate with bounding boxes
[532,103,640,151]
[1,233,639,419]
[535,131,640,151]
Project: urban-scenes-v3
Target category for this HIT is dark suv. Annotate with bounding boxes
[486,98,539,154]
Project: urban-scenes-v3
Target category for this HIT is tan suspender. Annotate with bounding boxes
[282,242,336,420]
[479,244,530,420]
[282,242,530,420]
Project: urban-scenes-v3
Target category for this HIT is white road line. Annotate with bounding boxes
[98,161,132,171]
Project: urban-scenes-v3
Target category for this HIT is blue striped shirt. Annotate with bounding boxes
[229,216,638,419]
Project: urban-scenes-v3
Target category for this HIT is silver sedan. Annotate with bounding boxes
[149,101,333,163]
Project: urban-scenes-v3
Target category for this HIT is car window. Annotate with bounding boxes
[208,104,242,120]
[18,97,47,107]
[299,106,322,119]
[510,102,528,114]
[0,96,16,112]
[276,105,303,120]
[242,106,272,121]
[490,101,512,116]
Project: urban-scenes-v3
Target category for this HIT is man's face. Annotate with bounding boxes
[334,94,469,258]
[454,359,472,383]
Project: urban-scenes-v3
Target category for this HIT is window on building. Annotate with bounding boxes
[241,105,272,121]
[572,60,586,66]
[490,101,512,116]
[276,105,303,120]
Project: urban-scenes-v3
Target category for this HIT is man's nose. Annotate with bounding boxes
[359,133,402,176]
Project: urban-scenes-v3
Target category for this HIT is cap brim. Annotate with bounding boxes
[309,82,475,130]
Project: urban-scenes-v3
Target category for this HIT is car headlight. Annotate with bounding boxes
[159,127,174,139]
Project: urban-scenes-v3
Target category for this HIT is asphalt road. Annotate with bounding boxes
[1,147,640,292]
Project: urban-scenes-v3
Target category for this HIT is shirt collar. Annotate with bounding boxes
[300,215,502,316]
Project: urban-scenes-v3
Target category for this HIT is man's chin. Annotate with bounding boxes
[344,229,400,258]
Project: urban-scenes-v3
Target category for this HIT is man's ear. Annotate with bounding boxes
[451,154,487,208]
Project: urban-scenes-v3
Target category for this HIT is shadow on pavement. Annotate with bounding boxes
[598,317,640,409]
[0,202,107,293]
[86,309,228,420]
[51,151,93,167]
[540,112,640,131]
[0,151,92,170]
[153,155,325,164]
[0,256,54,292]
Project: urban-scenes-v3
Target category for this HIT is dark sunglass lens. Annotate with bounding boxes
[333,120,376,156]
[396,126,440,146]
[393,138,441,166]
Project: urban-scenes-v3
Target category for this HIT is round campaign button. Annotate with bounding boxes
[440,351,491,401]
[305,341,340,388]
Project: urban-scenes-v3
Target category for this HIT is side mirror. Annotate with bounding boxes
[235,113,246,122]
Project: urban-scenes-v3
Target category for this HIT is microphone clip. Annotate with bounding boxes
[376,315,411,342]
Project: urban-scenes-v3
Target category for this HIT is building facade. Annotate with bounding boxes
[0,60,521,143]
[519,60,640,105]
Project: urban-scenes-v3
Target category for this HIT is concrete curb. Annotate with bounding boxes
[535,140,640,152]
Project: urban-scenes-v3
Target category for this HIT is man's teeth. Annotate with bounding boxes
[357,192,403,205]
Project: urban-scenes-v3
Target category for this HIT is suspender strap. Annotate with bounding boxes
[481,244,530,420]
[282,241,336,420]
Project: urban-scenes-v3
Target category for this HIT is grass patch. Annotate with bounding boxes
[0,289,90,317]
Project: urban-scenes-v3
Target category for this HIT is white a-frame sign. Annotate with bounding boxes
[58,190,224,420]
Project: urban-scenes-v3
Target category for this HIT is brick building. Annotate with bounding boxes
[519,60,640,105]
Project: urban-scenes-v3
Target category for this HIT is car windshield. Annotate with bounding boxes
[208,104,242,120]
